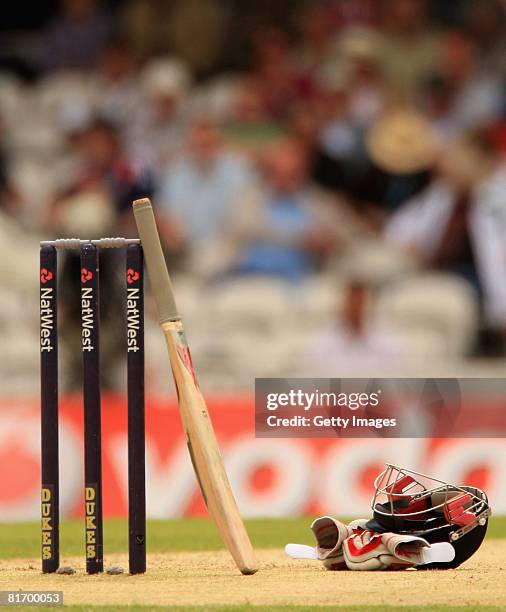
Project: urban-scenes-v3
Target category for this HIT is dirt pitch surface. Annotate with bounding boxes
[0,541,504,608]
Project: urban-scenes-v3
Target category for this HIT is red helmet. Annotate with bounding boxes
[367,464,491,568]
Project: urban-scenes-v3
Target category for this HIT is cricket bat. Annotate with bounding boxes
[132,198,258,575]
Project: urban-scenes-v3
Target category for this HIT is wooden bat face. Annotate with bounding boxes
[162,320,258,575]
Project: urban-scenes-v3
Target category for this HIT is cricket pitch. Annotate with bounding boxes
[0,541,505,609]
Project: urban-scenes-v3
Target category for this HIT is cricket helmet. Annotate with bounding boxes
[367,463,491,569]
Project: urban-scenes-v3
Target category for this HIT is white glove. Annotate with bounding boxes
[285,516,357,570]
[285,517,455,571]
[310,516,353,570]
[343,530,432,570]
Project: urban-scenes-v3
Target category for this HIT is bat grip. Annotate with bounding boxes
[133,198,179,323]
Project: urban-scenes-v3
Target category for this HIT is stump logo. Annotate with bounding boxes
[85,485,99,561]
[41,486,55,560]
[40,268,53,284]
[127,268,140,284]
[126,285,141,353]
[81,268,93,283]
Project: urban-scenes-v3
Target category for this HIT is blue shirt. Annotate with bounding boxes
[158,153,252,244]
[238,193,313,282]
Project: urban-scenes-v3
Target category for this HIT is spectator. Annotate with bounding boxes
[228,137,367,282]
[47,117,154,237]
[250,25,300,120]
[438,31,503,132]
[312,69,363,194]
[464,1,506,78]
[294,4,338,81]
[317,107,438,224]
[359,108,439,215]
[97,39,142,128]
[156,117,253,267]
[313,29,387,196]
[418,73,462,143]
[222,76,286,158]
[127,57,191,173]
[336,27,386,128]
[40,0,113,72]
[303,250,409,376]
[379,0,441,99]
[385,130,506,348]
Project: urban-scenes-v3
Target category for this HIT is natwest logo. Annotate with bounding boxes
[40,268,53,284]
[81,286,95,352]
[81,268,93,283]
[126,287,141,352]
[40,287,55,352]
[126,268,139,284]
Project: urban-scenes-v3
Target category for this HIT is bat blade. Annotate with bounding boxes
[132,198,258,575]
[163,320,257,574]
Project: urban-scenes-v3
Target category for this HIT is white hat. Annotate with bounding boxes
[141,57,192,101]
[367,108,440,174]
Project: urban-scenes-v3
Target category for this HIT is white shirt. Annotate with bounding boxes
[304,323,408,378]
[385,166,506,326]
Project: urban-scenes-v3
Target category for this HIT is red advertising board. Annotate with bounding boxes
[1,395,505,520]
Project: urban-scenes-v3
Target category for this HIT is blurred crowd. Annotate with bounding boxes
[1,0,506,392]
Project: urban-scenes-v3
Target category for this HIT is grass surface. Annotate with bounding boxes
[0,516,505,560]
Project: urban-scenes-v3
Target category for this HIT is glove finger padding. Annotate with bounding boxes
[347,518,369,532]
[310,516,353,570]
[343,530,430,570]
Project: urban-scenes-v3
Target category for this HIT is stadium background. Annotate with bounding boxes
[1,0,505,521]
